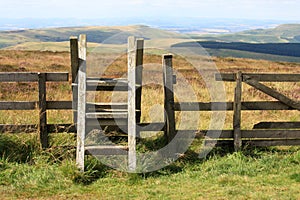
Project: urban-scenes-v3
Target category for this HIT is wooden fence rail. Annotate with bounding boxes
[0,72,71,148]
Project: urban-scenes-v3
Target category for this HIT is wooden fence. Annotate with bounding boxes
[0,39,299,150]
[0,72,73,148]
[167,71,300,150]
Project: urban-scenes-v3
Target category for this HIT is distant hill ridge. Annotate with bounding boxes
[1,24,300,63]
[0,25,182,49]
[191,24,300,43]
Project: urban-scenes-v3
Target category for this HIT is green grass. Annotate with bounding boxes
[0,133,299,199]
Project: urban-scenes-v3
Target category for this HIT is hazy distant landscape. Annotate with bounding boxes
[0,22,300,62]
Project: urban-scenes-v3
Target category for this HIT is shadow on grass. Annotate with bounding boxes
[1,133,299,185]
[0,133,40,163]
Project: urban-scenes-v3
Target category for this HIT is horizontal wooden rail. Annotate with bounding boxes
[173,101,300,111]
[0,72,69,82]
[0,101,73,110]
[254,122,300,129]
[216,73,300,82]
[2,101,297,111]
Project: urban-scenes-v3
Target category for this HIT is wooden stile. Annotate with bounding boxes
[135,39,144,123]
[76,34,87,172]
[70,37,80,127]
[127,36,137,172]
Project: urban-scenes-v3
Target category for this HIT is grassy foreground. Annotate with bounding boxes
[0,133,299,200]
[0,50,299,199]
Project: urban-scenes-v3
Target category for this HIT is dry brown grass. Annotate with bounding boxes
[0,50,299,130]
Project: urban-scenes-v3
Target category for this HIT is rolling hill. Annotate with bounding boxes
[0,24,300,62]
[190,24,300,43]
[0,25,184,50]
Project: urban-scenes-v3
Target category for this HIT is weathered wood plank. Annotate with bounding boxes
[46,101,73,110]
[233,72,242,151]
[242,130,300,138]
[0,101,72,110]
[244,76,300,110]
[76,34,87,172]
[87,102,128,111]
[70,36,79,127]
[216,73,300,82]
[136,39,144,123]
[87,85,129,91]
[70,37,79,84]
[38,73,48,148]
[46,73,69,82]
[0,72,68,82]
[215,73,236,82]
[174,101,300,111]
[163,54,176,142]
[86,119,127,126]
[254,122,300,129]
[85,145,128,155]
[0,102,36,110]
[86,78,129,91]
[128,36,137,171]
[86,112,128,119]
[87,78,128,86]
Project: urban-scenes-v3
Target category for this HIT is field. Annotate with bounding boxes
[0,50,299,199]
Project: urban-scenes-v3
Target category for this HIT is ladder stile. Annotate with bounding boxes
[76,34,87,172]
[128,36,137,172]
[74,35,144,172]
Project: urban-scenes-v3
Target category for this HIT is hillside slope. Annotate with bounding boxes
[0,25,183,49]
[191,24,300,43]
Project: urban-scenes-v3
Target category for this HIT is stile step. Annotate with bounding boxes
[86,112,128,119]
[85,145,128,155]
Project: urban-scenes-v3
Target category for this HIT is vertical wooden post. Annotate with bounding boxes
[70,37,79,127]
[135,39,144,124]
[163,54,176,142]
[76,34,87,172]
[128,36,137,171]
[233,71,242,151]
[38,73,48,148]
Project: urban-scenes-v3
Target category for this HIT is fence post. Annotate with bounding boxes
[135,39,144,124]
[163,54,176,142]
[70,37,79,127]
[38,73,48,148]
[233,71,242,151]
[128,36,137,171]
[76,34,87,172]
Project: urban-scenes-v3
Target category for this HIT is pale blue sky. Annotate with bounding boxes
[1,0,300,20]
